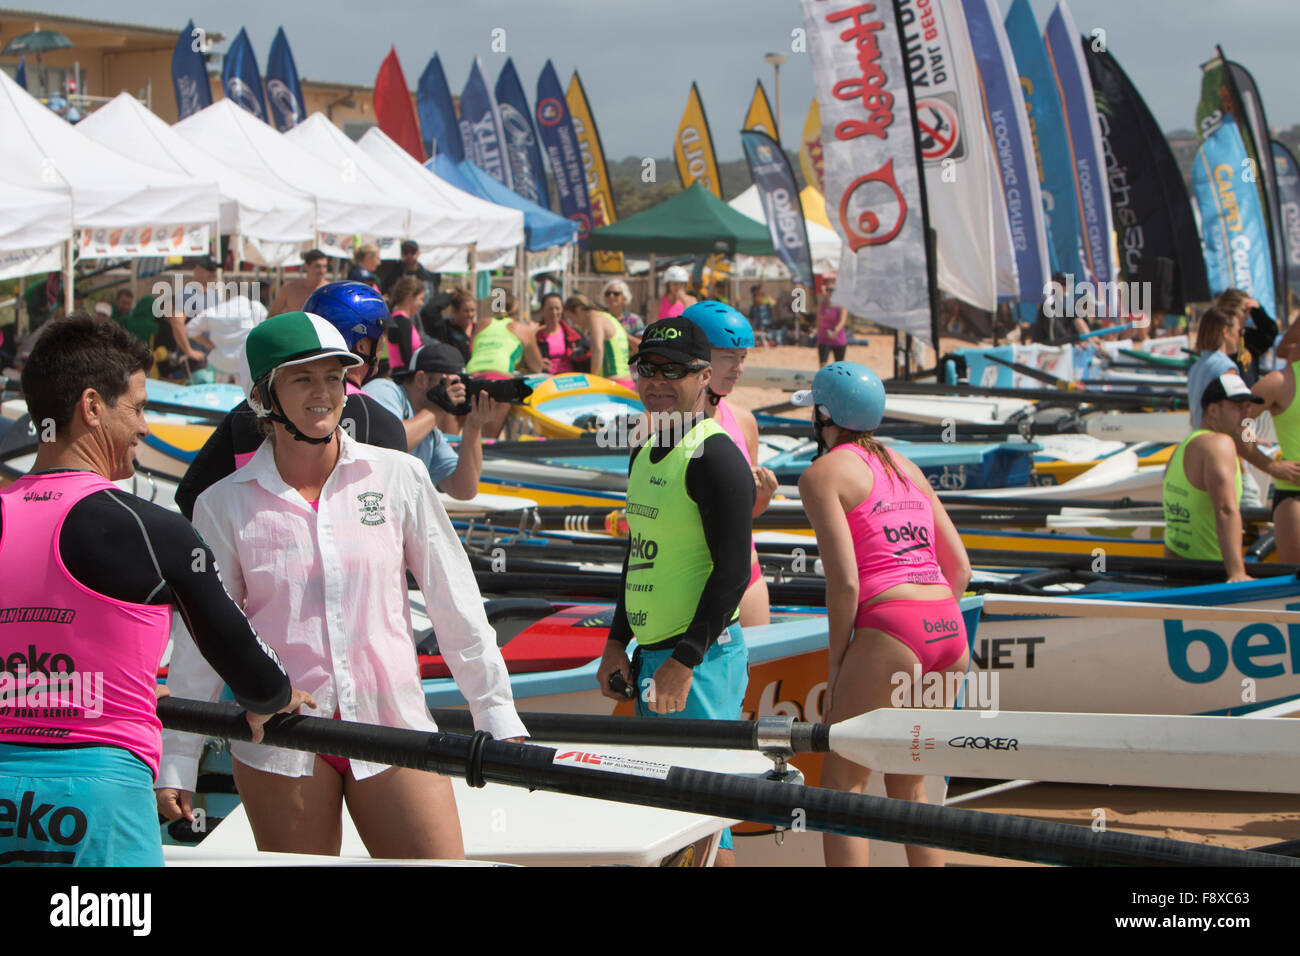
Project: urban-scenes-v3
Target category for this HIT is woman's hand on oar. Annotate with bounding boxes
[246,688,319,744]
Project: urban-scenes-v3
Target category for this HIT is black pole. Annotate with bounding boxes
[158,699,1296,867]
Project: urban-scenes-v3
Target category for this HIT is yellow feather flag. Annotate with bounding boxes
[674,82,722,197]
[566,71,624,274]
[743,80,777,138]
[798,97,824,195]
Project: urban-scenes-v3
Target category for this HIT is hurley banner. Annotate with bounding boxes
[1272,140,1300,304]
[675,83,723,196]
[460,57,512,188]
[496,58,550,209]
[898,0,1000,312]
[1084,44,1209,311]
[374,48,423,163]
[1191,114,1277,320]
[222,27,268,122]
[265,27,306,132]
[171,21,212,120]
[741,129,814,289]
[567,70,624,272]
[1005,0,1084,282]
[535,60,593,239]
[744,80,778,139]
[1044,1,1116,288]
[418,55,464,162]
[961,0,1049,308]
[799,97,825,193]
[800,0,933,343]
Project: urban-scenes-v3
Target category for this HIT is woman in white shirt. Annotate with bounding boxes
[157,311,527,858]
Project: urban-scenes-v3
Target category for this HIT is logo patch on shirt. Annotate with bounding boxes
[357,491,386,526]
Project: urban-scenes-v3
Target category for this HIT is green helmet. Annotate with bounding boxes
[241,311,363,417]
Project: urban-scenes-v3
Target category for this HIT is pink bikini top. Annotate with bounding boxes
[840,443,945,600]
[714,398,753,467]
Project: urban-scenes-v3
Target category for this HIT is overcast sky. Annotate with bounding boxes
[23,0,1300,160]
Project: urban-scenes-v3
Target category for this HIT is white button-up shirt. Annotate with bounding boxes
[157,430,526,791]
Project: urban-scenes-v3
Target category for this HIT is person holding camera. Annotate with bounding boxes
[363,343,511,500]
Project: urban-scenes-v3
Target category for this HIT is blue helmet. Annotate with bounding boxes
[795,361,887,432]
[681,301,754,349]
[303,281,390,349]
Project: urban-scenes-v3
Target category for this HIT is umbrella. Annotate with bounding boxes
[3,28,74,99]
[1,29,72,55]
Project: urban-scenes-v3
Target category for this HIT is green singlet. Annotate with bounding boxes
[466,317,523,375]
[624,417,738,645]
[597,311,630,379]
[1270,360,1300,491]
[1162,429,1242,560]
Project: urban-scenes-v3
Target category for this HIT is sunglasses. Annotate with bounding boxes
[604,290,623,297]
[635,360,708,380]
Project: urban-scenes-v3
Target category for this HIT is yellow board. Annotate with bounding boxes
[1032,444,1174,485]
[508,373,641,440]
[798,98,824,195]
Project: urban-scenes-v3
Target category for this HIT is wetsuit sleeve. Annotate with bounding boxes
[398,455,527,740]
[673,434,755,666]
[158,490,292,791]
[608,444,643,647]
[175,406,241,521]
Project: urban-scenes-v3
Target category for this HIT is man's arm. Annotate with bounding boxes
[437,391,506,500]
[362,379,440,452]
[168,312,204,361]
[673,433,756,665]
[1199,434,1250,582]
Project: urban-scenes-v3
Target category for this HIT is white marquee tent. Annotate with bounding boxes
[78,93,315,267]
[174,99,408,261]
[0,178,72,281]
[0,69,218,268]
[291,116,522,271]
[357,127,525,271]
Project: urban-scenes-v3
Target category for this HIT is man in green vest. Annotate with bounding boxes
[596,316,755,865]
[1163,372,1263,582]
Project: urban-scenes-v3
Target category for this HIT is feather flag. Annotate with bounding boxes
[265,27,307,132]
[374,48,423,163]
[222,27,268,122]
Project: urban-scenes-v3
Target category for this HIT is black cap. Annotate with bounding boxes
[630,317,711,364]
[394,342,465,378]
[1201,372,1265,410]
[401,240,420,255]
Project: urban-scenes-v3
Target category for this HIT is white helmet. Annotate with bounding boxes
[663,265,690,284]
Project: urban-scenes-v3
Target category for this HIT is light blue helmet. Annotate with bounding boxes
[793,361,886,432]
[681,301,754,349]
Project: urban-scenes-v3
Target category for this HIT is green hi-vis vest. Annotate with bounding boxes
[624,417,738,645]
[1271,359,1300,491]
[466,317,523,375]
[599,312,630,379]
[1162,429,1242,561]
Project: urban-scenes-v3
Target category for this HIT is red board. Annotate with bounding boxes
[417,603,612,679]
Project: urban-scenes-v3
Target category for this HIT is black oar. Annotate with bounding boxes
[156,698,1295,867]
[883,378,1189,409]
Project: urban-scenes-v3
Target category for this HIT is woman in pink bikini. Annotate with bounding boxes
[794,362,971,868]
[381,276,426,373]
[815,279,848,365]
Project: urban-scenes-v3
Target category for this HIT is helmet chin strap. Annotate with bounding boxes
[706,386,723,407]
[259,382,335,445]
[812,415,833,460]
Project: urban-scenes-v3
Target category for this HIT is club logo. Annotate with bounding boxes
[838,159,908,251]
[537,97,563,127]
[357,491,385,526]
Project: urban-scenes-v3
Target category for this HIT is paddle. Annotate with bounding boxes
[423,707,1300,795]
[156,697,1295,867]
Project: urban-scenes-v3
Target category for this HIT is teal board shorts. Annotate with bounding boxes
[633,623,749,851]
[0,743,163,867]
